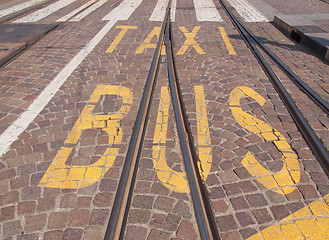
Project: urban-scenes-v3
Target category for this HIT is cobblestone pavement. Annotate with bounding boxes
[0,0,329,239]
[247,21,329,150]
[244,0,329,162]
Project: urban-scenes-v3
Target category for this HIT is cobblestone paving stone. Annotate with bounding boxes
[0,0,156,238]
[123,62,200,240]
[173,0,329,239]
[0,0,329,239]
[0,19,111,135]
[245,21,329,151]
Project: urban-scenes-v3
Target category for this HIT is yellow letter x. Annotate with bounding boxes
[177,26,205,55]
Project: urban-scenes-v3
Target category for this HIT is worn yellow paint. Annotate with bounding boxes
[229,86,300,194]
[194,85,212,177]
[106,25,137,53]
[177,26,205,55]
[135,27,166,55]
[218,27,237,55]
[39,85,132,189]
[248,194,329,240]
[152,87,189,193]
[152,86,212,193]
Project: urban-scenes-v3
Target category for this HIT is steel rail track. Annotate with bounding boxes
[218,0,329,175]
[104,1,170,239]
[0,0,102,70]
[165,16,220,240]
[104,0,220,239]
[251,34,329,116]
[221,3,329,116]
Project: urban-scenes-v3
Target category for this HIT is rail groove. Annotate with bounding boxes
[0,0,102,70]
[104,1,170,239]
[165,15,220,240]
[3,0,327,238]
[105,0,329,239]
[218,0,329,175]
[104,0,220,239]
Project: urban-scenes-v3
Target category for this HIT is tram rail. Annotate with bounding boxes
[100,0,329,238]
[0,0,103,70]
[0,0,328,239]
[103,1,169,239]
[217,0,329,175]
[165,14,220,240]
[104,1,220,238]
[103,0,329,239]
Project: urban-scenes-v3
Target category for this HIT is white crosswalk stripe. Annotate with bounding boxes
[171,0,176,22]
[56,0,98,22]
[69,0,108,22]
[14,0,77,23]
[0,0,48,18]
[102,0,142,20]
[149,0,176,22]
[226,0,269,22]
[10,0,269,23]
[149,0,222,22]
[193,0,223,22]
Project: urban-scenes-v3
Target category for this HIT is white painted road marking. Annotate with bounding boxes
[14,0,77,23]
[0,0,47,18]
[226,0,269,22]
[0,0,143,158]
[5,0,269,23]
[102,0,142,20]
[69,0,108,22]
[56,0,98,22]
[149,0,176,22]
[193,0,223,22]
[171,0,176,21]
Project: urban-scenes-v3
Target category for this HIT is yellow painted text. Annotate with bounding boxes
[229,86,300,195]
[218,27,237,55]
[177,26,205,55]
[39,85,133,189]
[152,86,212,193]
